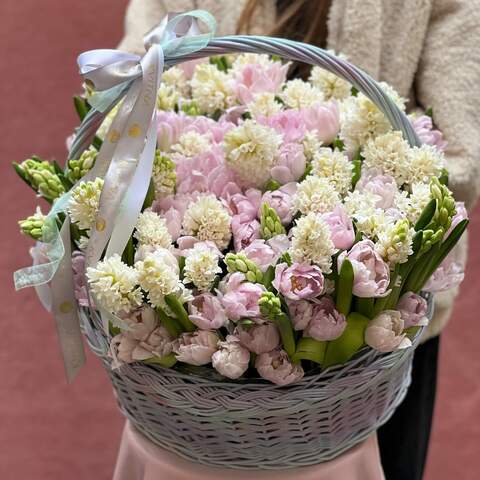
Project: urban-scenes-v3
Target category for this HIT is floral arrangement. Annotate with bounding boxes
[15,53,468,386]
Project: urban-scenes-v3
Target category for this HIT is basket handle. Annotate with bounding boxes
[165,35,421,148]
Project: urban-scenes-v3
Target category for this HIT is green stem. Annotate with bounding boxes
[156,307,182,337]
[355,297,374,319]
[336,258,354,316]
[165,294,196,332]
[275,312,296,359]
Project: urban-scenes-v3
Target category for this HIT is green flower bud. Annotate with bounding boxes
[181,101,201,116]
[260,202,286,240]
[19,158,65,201]
[67,146,97,183]
[152,151,176,197]
[258,291,282,318]
[18,207,46,240]
[224,253,263,284]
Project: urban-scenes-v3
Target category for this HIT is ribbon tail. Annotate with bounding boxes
[50,218,86,383]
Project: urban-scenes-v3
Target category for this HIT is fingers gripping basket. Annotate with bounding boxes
[80,35,428,470]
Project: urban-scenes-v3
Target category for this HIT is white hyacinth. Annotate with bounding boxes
[182,195,232,249]
[67,177,104,230]
[394,183,432,224]
[223,119,282,188]
[294,175,340,215]
[311,147,353,195]
[191,63,234,114]
[156,83,180,111]
[86,254,143,315]
[362,131,411,185]
[151,152,176,198]
[247,92,282,118]
[289,212,336,273]
[162,66,189,96]
[280,79,324,109]
[183,243,222,292]
[375,219,414,266]
[135,248,181,307]
[172,131,212,157]
[302,131,322,161]
[134,211,172,248]
[231,53,278,70]
[309,66,351,101]
[405,144,445,185]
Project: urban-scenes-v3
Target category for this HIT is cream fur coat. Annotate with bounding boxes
[119,0,480,340]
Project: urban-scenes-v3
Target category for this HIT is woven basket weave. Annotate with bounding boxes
[82,37,427,469]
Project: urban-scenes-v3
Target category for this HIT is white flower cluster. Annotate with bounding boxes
[223,120,282,188]
[67,177,104,230]
[294,176,340,215]
[281,79,324,109]
[182,195,232,249]
[311,147,353,195]
[134,211,172,248]
[183,243,222,292]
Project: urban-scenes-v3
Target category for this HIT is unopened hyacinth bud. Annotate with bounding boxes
[18,158,65,201]
[18,207,46,240]
[152,150,176,198]
[375,218,414,266]
[428,177,456,234]
[258,291,283,318]
[67,146,97,183]
[225,252,263,283]
[260,202,286,239]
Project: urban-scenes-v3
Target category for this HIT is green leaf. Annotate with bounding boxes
[165,294,196,332]
[355,297,374,319]
[414,199,437,231]
[333,138,345,151]
[336,258,354,316]
[292,337,327,364]
[144,353,177,368]
[142,179,155,210]
[274,312,296,359]
[264,179,281,191]
[438,168,449,186]
[73,95,90,121]
[92,135,103,150]
[323,312,369,367]
[13,162,35,190]
[121,237,135,267]
[425,106,433,118]
[351,159,362,189]
[156,307,182,338]
[262,265,275,289]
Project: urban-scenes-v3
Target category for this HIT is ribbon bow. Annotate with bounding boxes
[13,10,216,382]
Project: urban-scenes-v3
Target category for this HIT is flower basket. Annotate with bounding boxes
[14,10,467,472]
[81,297,431,469]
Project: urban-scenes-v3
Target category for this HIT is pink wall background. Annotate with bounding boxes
[1,1,479,478]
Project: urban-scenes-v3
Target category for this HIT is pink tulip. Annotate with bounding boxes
[212,335,250,379]
[356,169,397,209]
[157,111,187,151]
[411,115,447,152]
[338,240,390,298]
[446,202,468,238]
[223,188,263,221]
[322,205,355,250]
[286,299,315,331]
[262,109,306,143]
[188,293,228,330]
[301,101,340,144]
[273,262,324,301]
[236,323,281,354]
[365,310,412,353]
[173,330,219,366]
[178,58,208,80]
[232,62,288,104]
[270,142,306,184]
[304,297,347,341]
[255,349,304,385]
[423,252,465,292]
[241,239,279,272]
[219,272,266,321]
[397,292,429,328]
[261,182,297,225]
[231,216,261,252]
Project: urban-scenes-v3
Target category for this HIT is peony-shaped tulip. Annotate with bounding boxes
[241,239,279,272]
[188,292,228,330]
[273,262,324,301]
[255,349,304,386]
[231,216,261,252]
[212,335,250,379]
[322,205,355,250]
[365,310,412,353]
[305,297,347,341]
[236,323,280,354]
[219,272,266,321]
[411,115,447,152]
[270,142,307,185]
[397,292,429,328]
[356,169,397,210]
[222,188,262,221]
[260,182,297,225]
[301,101,340,144]
[338,240,390,297]
[173,330,219,366]
[286,299,315,331]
